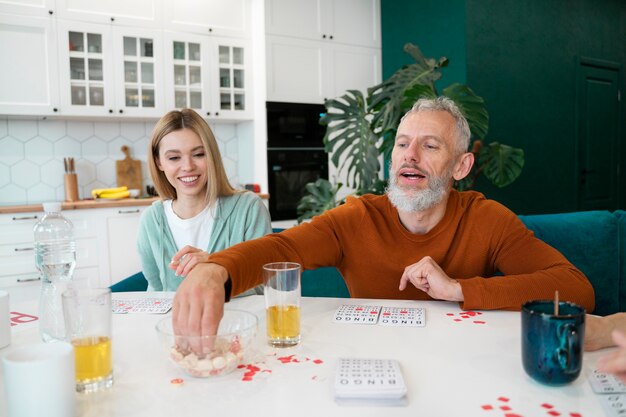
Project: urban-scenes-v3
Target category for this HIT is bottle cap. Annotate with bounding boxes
[42,202,62,213]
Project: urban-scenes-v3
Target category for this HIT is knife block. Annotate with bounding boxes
[64,174,79,202]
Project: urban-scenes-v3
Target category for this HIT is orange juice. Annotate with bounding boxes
[72,336,112,382]
[266,305,300,345]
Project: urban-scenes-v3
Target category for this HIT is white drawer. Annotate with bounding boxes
[0,266,100,303]
[0,237,99,277]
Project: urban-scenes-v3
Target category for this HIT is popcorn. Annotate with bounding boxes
[169,337,245,377]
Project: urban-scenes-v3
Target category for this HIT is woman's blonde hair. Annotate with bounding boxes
[148,108,235,206]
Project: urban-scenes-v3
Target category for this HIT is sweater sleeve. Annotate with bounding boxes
[458,204,595,312]
[241,193,272,240]
[136,208,163,292]
[208,207,344,297]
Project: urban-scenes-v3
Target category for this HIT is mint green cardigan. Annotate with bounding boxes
[136,192,272,292]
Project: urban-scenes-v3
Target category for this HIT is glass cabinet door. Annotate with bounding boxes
[68,31,105,107]
[218,45,246,112]
[123,36,156,109]
[172,40,203,110]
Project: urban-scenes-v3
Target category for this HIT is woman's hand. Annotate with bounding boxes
[169,245,210,278]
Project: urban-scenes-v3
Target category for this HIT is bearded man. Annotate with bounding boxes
[170,97,594,338]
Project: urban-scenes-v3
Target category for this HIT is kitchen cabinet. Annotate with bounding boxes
[0,204,146,301]
[56,21,165,117]
[55,0,162,28]
[0,209,102,300]
[103,206,145,286]
[163,0,250,38]
[164,32,252,120]
[266,34,381,104]
[0,13,60,115]
[0,0,54,17]
[265,0,381,104]
[265,0,380,48]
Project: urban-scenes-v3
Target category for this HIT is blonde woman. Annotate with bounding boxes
[137,108,271,292]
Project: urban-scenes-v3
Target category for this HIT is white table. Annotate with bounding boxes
[0,293,610,416]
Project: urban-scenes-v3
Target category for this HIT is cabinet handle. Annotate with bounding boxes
[206,112,211,116]
[17,277,41,283]
[14,247,35,252]
[53,107,58,112]
[215,112,219,116]
[329,35,334,40]
[12,215,38,221]
[48,10,53,15]
[119,109,124,114]
[109,109,114,113]
[208,28,213,33]
[111,17,115,22]
[322,34,326,39]
[118,209,140,214]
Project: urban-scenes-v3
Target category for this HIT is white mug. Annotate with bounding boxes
[0,290,9,349]
[2,342,75,417]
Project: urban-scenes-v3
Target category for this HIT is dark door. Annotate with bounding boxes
[577,58,621,210]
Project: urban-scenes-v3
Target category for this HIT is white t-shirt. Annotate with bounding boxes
[163,200,215,251]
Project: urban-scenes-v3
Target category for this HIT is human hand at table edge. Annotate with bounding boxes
[585,312,626,352]
[398,256,464,302]
[596,330,626,383]
[169,245,210,277]
[172,262,227,344]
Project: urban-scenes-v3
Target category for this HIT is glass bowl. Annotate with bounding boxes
[155,309,258,378]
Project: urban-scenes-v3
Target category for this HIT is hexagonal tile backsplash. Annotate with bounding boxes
[0,117,241,205]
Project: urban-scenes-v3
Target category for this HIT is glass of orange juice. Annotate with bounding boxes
[263,262,301,348]
[62,287,113,393]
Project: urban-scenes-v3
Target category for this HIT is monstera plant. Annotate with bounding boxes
[297,43,525,222]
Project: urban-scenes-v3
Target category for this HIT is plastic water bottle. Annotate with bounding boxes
[34,202,76,342]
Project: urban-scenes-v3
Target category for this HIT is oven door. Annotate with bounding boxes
[267,149,329,221]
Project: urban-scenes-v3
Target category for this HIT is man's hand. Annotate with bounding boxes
[169,245,210,277]
[597,330,626,383]
[585,314,617,351]
[172,263,228,354]
[398,256,464,302]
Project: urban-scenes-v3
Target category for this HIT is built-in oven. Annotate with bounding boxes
[266,102,329,220]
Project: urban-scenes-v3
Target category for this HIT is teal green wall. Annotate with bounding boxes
[380,0,466,87]
[381,0,626,214]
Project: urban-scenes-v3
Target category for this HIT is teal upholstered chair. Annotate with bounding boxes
[110,272,148,292]
[519,210,621,316]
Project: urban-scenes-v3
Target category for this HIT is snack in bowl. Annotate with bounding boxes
[155,309,257,378]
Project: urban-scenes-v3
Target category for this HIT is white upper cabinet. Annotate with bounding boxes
[266,0,380,48]
[57,21,165,117]
[265,0,382,104]
[164,32,252,120]
[266,35,380,104]
[56,0,162,27]
[0,13,60,115]
[163,0,250,38]
[0,0,54,17]
[112,27,165,117]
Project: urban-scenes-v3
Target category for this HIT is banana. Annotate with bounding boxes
[91,186,128,198]
[95,190,131,199]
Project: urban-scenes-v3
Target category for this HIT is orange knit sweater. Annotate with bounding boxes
[209,190,595,312]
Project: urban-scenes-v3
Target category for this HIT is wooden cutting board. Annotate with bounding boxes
[116,145,143,191]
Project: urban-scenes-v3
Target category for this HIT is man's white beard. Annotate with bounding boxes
[385,168,451,213]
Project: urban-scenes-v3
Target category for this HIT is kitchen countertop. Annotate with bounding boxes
[0,193,269,214]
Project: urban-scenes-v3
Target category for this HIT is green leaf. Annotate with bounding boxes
[442,83,489,140]
[368,43,441,136]
[296,179,345,223]
[321,90,381,191]
[479,142,525,187]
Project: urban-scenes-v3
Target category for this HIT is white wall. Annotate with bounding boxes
[0,116,249,205]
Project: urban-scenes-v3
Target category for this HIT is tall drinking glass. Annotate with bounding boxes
[62,287,113,393]
[263,262,301,347]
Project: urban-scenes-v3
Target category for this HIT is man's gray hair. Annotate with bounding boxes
[401,96,471,154]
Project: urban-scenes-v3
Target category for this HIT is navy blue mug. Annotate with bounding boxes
[521,300,585,385]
